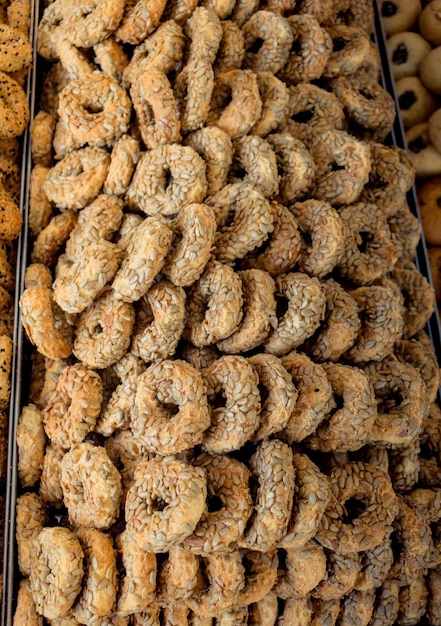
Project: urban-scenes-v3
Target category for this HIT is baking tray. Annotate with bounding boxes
[2,2,441,623]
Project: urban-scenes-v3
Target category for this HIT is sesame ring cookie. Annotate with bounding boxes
[388,440,421,493]
[367,580,400,626]
[249,352,297,441]
[391,263,436,338]
[345,279,404,363]
[115,530,157,615]
[0,23,32,72]
[216,269,277,354]
[125,455,206,553]
[29,165,53,240]
[39,444,65,509]
[398,576,429,625]
[174,59,215,135]
[214,20,245,75]
[337,203,398,286]
[281,351,332,443]
[72,528,117,624]
[162,203,217,288]
[0,189,21,242]
[323,24,371,78]
[237,549,278,605]
[263,272,326,357]
[208,182,274,265]
[283,82,345,145]
[240,438,295,552]
[73,287,135,369]
[240,201,301,276]
[43,146,110,211]
[187,551,245,617]
[16,492,46,577]
[127,144,207,217]
[316,461,398,554]
[29,527,84,622]
[185,6,223,64]
[184,261,243,348]
[229,0,259,27]
[131,359,210,455]
[364,358,428,449]
[19,283,73,360]
[356,533,394,591]
[58,72,131,148]
[36,0,72,61]
[229,135,279,198]
[295,0,333,22]
[42,364,102,450]
[279,14,332,84]
[206,69,262,139]
[308,129,371,205]
[266,133,315,203]
[184,127,233,196]
[14,580,42,626]
[30,111,56,168]
[202,354,260,453]
[274,541,326,599]
[312,550,361,600]
[304,278,361,363]
[31,210,78,267]
[395,333,440,405]
[130,68,180,150]
[16,403,45,487]
[156,545,198,607]
[179,342,220,372]
[103,134,140,197]
[112,216,173,304]
[279,452,331,549]
[131,279,186,364]
[93,36,129,84]
[290,199,344,279]
[115,0,167,45]
[242,10,293,74]
[121,20,185,88]
[306,363,376,453]
[60,442,122,529]
[183,452,253,555]
[251,72,289,137]
[62,0,124,48]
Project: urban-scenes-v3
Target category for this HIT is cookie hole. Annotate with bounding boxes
[152,495,168,512]
[207,494,224,513]
[248,37,265,55]
[291,108,314,124]
[275,294,289,318]
[398,90,417,110]
[357,230,374,254]
[333,37,348,53]
[381,1,398,17]
[392,43,408,65]
[342,496,366,524]
[378,389,405,412]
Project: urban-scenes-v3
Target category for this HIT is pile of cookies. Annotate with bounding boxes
[11,0,441,624]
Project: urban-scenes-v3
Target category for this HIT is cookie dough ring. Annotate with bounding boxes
[114,0,167,44]
[242,10,292,74]
[295,0,333,22]
[317,462,398,554]
[16,403,45,488]
[162,203,217,288]
[387,31,431,82]
[206,69,262,139]
[240,201,301,276]
[112,216,173,304]
[61,442,122,529]
[129,68,180,150]
[312,550,361,600]
[0,187,21,241]
[39,444,65,509]
[337,203,398,285]
[290,199,344,279]
[213,20,244,75]
[345,280,404,363]
[125,455,206,552]
[395,333,440,405]
[280,14,331,84]
[14,579,42,626]
[364,357,428,448]
[126,144,207,217]
[279,452,331,549]
[72,528,117,624]
[274,541,326,599]
[185,6,222,64]
[29,527,84,622]
[207,182,274,264]
[31,210,78,267]
[229,135,279,198]
[42,364,102,450]
[62,0,124,48]
[16,492,46,577]
[308,130,371,205]
[388,441,420,493]
[263,272,326,357]
[183,453,253,555]
[156,546,198,608]
[331,75,396,142]
[307,363,376,453]
[251,72,289,138]
[73,287,135,369]
[132,359,210,455]
[356,532,394,591]
[323,24,371,78]
[31,112,55,168]
[103,134,140,197]
[305,278,361,363]
[379,0,421,36]
[217,269,277,354]
[266,134,315,204]
[116,530,156,615]
[202,354,260,453]
[36,0,71,60]
[174,59,214,135]
[280,351,332,443]
[240,439,295,552]
[131,280,185,364]
[248,353,297,441]
[184,261,243,348]
[162,0,197,24]
[43,147,110,211]
[187,551,244,617]
[19,285,73,360]
[391,264,436,338]
[185,127,233,196]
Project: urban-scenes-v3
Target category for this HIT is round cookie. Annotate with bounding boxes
[395,76,438,129]
[406,123,441,177]
[386,32,431,81]
[428,246,441,301]
[419,0,441,45]
[428,108,441,154]
[379,0,422,36]
[417,175,441,245]
[419,47,441,96]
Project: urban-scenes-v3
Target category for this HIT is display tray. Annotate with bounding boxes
[2,2,441,623]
